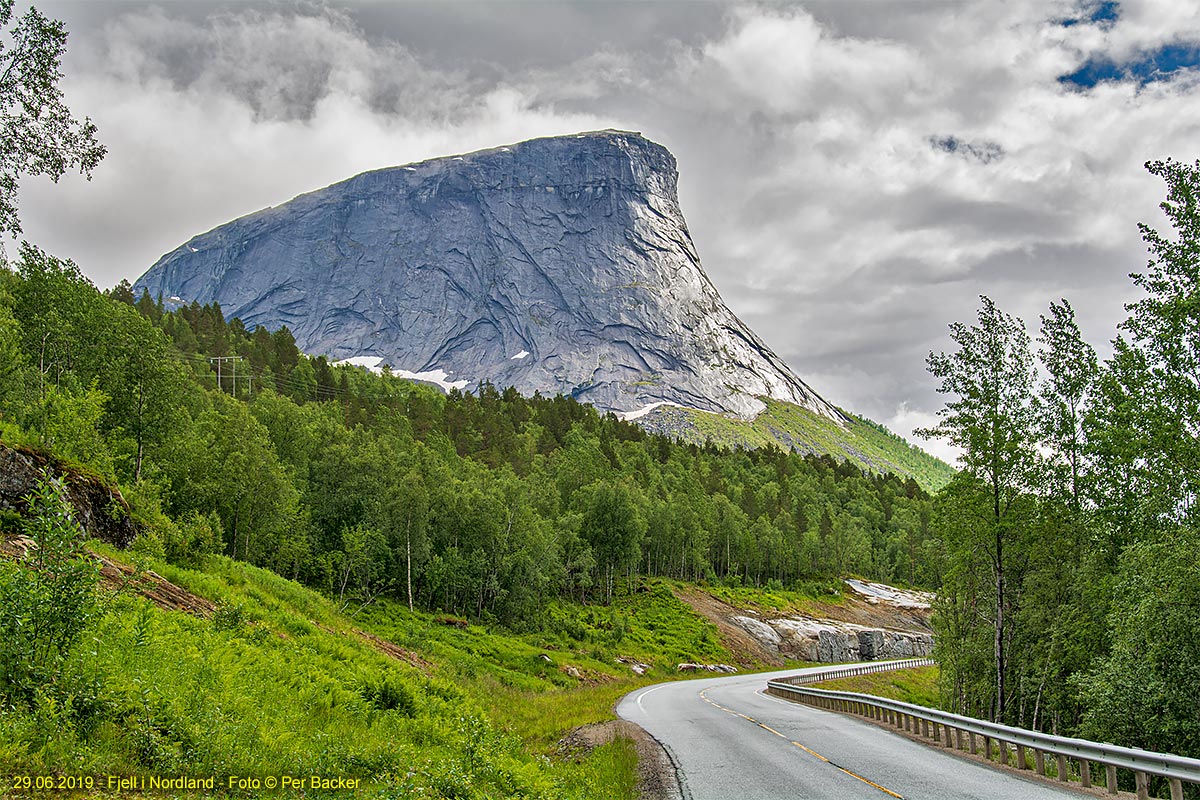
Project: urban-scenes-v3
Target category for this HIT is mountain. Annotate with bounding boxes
[133,130,841,423]
[133,130,952,487]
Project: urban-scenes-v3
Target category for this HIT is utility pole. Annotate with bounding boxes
[208,356,245,396]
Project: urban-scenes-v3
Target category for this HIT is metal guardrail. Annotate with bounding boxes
[775,658,935,686]
[767,674,1200,800]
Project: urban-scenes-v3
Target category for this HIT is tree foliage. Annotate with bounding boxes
[922,295,1036,721]
[0,0,105,237]
[925,160,1200,759]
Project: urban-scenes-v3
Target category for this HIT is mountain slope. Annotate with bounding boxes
[639,400,955,491]
[133,130,841,422]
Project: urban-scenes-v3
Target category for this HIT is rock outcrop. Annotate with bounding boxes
[0,444,137,548]
[732,613,933,662]
[133,130,844,422]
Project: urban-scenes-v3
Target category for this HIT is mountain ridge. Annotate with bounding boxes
[133,129,845,423]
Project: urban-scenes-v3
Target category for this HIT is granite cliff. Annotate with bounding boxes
[133,130,843,422]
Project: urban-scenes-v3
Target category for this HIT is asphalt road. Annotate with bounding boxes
[616,662,1087,800]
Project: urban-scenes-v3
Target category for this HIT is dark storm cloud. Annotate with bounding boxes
[17,0,1200,464]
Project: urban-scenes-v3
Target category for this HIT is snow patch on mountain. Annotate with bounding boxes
[334,357,470,392]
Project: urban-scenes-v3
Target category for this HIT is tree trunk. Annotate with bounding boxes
[995,521,1006,722]
[406,527,413,612]
[134,368,147,483]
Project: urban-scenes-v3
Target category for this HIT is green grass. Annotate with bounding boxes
[642,399,955,492]
[813,665,941,707]
[0,549,653,799]
[356,578,733,751]
[0,555,750,798]
[704,580,847,616]
[7,539,871,799]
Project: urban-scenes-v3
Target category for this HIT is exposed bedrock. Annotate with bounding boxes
[732,614,934,663]
[133,130,844,422]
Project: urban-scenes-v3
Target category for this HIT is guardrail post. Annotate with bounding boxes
[1105,764,1118,795]
[956,727,965,750]
[1057,754,1069,782]
[921,718,929,738]
[969,731,977,755]
[1135,771,1148,800]
[1035,749,1046,776]
[998,740,1009,767]
[983,735,992,760]
[1170,777,1183,800]
[1081,760,1091,788]
[1016,744,1028,769]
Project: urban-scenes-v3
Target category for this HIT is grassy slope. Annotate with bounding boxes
[2,530,939,799]
[638,399,955,492]
[704,581,848,617]
[0,551,737,799]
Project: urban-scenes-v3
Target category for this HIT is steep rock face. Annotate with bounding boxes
[732,613,934,663]
[134,130,842,420]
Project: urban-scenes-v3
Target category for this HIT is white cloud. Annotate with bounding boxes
[888,402,961,466]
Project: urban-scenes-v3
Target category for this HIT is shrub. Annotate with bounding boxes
[360,674,417,716]
[0,472,100,700]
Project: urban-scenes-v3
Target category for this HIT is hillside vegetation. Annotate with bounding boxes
[2,510,730,797]
[639,401,953,492]
[0,251,942,620]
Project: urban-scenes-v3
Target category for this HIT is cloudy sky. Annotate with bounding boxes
[15,0,1200,461]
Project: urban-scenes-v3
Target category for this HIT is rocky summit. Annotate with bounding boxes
[134,130,843,422]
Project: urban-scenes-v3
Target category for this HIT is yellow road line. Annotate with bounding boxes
[698,688,904,799]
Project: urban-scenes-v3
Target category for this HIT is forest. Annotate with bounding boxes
[926,158,1200,765]
[0,246,940,630]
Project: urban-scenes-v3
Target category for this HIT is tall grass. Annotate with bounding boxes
[0,550,660,798]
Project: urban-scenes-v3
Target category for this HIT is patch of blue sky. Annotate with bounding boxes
[1060,43,1200,89]
[1060,1,1120,28]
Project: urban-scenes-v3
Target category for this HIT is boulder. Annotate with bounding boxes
[857,629,884,660]
[0,444,137,548]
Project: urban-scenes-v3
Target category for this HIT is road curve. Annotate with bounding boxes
[616,662,1086,800]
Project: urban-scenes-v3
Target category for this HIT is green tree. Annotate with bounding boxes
[0,276,30,426]
[922,295,1037,721]
[0,0,105,237]
[171,397,299,566]
[1074,532,1200,759]
[1035,299,1097,507]
[1112,158,1200,525]
[373,465,428,613]
[579,481,644,604]
[330,523,391,616]
[32,382,111,473]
